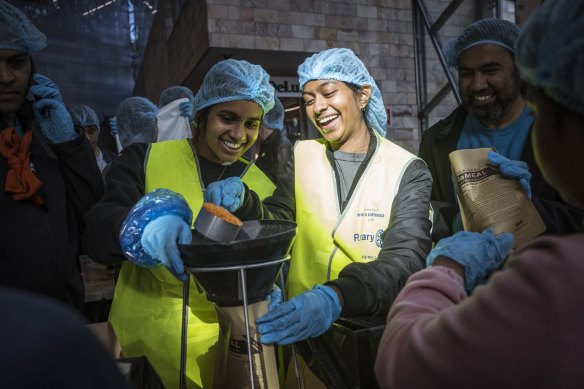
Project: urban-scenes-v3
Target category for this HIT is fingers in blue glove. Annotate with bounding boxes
[141,214,192,281]
[204,177,245,212]
[256,285,341,345]
[487,151,532,198]
[179,100,193,120]
[31,74,63,102]
[267,286,283,311]
[109,117,118,135]
[33,99,76,143]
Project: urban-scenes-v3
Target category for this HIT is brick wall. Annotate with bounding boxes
[137,0,511,152]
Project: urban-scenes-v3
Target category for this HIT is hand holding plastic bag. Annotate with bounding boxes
[179,100,193,121]
[119,188,193,281]
[427,228,514,293]
[141,214,192,281]
[488,151,532,198]
[256,285,342,345]
[204,176,245,212]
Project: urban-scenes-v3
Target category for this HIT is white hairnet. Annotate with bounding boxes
[159,86,194,108]
[515,0,584,116]
[193,59,275,116]
[262,96,284,131]
[444,18,519,68]
[116,97,158,148]
[0,1,46,54]
[297,48,387,137]
[70,104,100,131]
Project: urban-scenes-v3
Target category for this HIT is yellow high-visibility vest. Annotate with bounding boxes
[287,132,418,298]
[110,139,275,389]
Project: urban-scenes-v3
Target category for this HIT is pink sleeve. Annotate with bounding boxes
[374,235,584,389]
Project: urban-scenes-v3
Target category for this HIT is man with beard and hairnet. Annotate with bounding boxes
[419,18,584,242]
[375,1,584,387]
[70,104,117,172]
[0,1,103,309]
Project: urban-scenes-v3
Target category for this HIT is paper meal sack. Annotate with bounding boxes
[449,148,546,248]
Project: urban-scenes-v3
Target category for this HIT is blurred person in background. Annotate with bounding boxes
[83,59,276,389]
[70,104,117,172]
[375,1,584,388]
[250,95,294,185]
[0,1,102,309]
[157,85,194,142]
[115,96,158,150]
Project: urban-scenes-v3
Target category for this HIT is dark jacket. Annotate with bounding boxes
[254,130,294,185]
[235,132,433,317]
[0,101,104,309]
[418,105,584,241]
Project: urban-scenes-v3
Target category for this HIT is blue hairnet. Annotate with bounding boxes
[298,48,387,137]
[115,97,158,148]
[262,96,284,131]
[444,18,519,67]
[193,59,275,116]
[0,1,46,54]
[159,86,194,108]
[515,0,584,116]
[70,104,100,131]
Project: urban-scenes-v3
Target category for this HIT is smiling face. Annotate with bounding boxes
[458,44,523,128]
[302,79,371,151]
[196,100,263,164]
[0,50,31,123]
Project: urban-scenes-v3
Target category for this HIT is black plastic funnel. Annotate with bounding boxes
[179,220,297,306]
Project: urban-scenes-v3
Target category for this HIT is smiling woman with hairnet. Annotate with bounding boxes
[206,48,432,380]
[83,59,276,389]
[374,1,584,388]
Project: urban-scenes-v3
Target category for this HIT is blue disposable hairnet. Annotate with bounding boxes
[0,1,46,54]
[515,0,584,116]
[262,96,284,131]
[115,97,158,149]
[193,59,275,116]
[159,86,195,108]
[298,48,387,137]
[70,104,100,131]
[444,18,519,67]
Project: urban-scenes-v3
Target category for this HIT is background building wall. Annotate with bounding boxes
[138,0,514,152]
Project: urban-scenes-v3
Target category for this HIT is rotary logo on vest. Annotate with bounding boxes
[353,229,384,248]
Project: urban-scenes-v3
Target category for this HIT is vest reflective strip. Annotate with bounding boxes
[287,132,418,298]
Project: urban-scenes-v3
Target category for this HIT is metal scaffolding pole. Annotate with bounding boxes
[411,0,464,133]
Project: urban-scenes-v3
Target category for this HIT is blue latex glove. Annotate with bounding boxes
[33,99,77,143]
[427,228,514,293]
[256,285,342,345]
[109,117,118,136]
[179,100,193,121]
[141,214,192,281]
[204,176,245,212]
[30,73,64,103]
[488,151,532,199]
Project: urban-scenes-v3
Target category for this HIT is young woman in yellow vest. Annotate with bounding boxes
[82,59,277,389]
[210,48,433,350]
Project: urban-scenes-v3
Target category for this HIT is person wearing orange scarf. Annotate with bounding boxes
[0,1,103,309]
